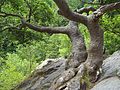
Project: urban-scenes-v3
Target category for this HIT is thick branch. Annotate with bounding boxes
[53,0,88,25]
[0,12,69,34]
[85,18,104,80]
[93,2,120,18]
[22,19,68,34]
[85,2,120,70]
[65,21,87,68]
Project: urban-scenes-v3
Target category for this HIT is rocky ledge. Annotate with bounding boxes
[13,51,120,90]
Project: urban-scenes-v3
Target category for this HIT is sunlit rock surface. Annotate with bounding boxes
[91,51,120,90]
[14,51,120,90]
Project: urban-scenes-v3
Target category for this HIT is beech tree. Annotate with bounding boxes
[0,0,120,90]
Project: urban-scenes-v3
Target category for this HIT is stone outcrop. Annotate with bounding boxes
[14,58,66,90]
[14,51,120,90]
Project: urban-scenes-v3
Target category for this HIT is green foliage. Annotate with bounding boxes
[105,0,120,4]
[79,24,90,48]
[67,0,81,10]
[16,41,47,63]
[58,35,71,57]
[101,15,120,54]
[0,53,37,90]
[31,0,54,25]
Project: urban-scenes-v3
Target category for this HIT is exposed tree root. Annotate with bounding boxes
[49,61,100,90]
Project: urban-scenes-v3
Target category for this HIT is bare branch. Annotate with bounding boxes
[0,11,23,19]
[93,2,120,18]
[0,11,69,34]
[0,23,26,33]
[0,12,26,31]
[0,27,18,32]
[77,6,96,14]
[21,19,68,34]
[53,0,88,25]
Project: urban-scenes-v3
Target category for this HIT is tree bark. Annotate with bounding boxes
[85,16,104,79]
[66,21,87,68]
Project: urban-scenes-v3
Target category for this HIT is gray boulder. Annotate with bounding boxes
[91,51,120,90]
[102,50,120,78]
[91,76,120,90]
[14,58,66,90]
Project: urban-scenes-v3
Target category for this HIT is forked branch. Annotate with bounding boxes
[21,19,68,34]
[93,2,120,18]
[0,12,68,34]
[53,0,88,25]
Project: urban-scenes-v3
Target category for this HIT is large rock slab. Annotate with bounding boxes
[14,58,66,90]
[14,51,120,90]
[91,76,120,90]
[102,50,120,78]
[91,51,120,90]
